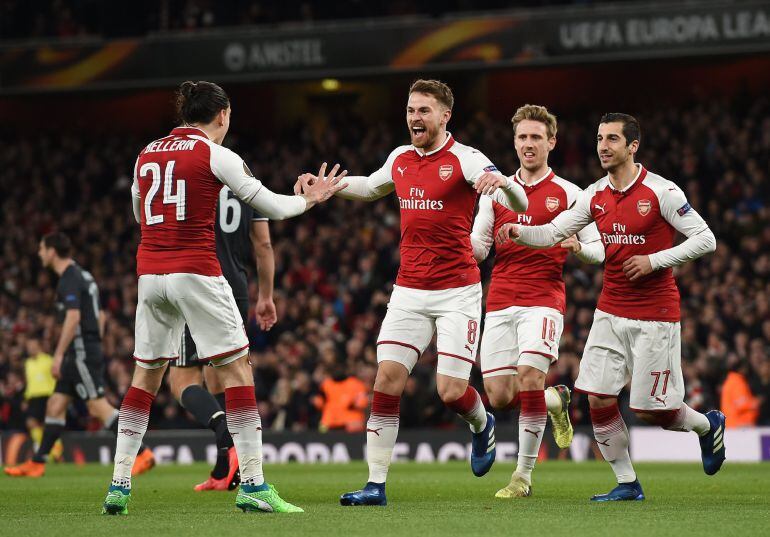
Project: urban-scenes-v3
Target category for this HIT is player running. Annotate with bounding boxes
[297,79,529,506]
[470,104,604,498]
[168,187,276,491]
[101,80,346,515]
[497,113,725,501]
[5,233,155,478]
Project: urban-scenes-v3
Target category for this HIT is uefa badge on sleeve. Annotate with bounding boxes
[545,196,560,212]
[438,165,453,181]
[637,199,651,216]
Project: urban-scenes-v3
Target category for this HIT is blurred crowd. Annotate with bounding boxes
[2,0,637,41]
[1,93,769,437]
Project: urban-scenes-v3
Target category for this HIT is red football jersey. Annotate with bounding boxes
[132,127,277,276]
[367,134,505,290]
[472,169,601,313]
[546,165,710,321]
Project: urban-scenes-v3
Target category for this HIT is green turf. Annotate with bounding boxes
[1,461,768,536]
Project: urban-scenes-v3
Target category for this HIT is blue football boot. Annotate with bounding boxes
[699,410,726,476]
[590,480,645,502]
[470,412,496,477]
[340,482,387,506]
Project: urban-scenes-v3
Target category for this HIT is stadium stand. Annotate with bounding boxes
[1,93,768,434]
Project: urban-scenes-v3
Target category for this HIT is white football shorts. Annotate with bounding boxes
[376,283,481,380]
[575,309,684,411]
[133,273,249,369]
[480,305,562,378]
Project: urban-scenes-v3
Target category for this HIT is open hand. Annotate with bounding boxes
[299,162,348,206]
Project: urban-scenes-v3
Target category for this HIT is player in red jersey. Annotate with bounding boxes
[470,105,604,498]
[101,81,346,515]
[497,113,725,501]
[297,79,529,506]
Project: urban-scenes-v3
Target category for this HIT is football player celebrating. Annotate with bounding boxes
[298,79,529,506]
[497,113,725,501]
[101,80,345,515]
[471,104,604,498]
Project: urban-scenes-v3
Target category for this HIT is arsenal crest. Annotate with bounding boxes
[637,199,652,216]
[438,164,453,181]
[545,196,560,212]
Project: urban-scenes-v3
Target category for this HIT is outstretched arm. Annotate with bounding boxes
[212,146,346,219]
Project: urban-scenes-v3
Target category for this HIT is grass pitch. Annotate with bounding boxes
[1,461,768,536]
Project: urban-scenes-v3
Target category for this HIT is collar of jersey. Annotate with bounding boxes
[514,167,554,189]
[607,163,647,194]
[170,126,210,139]
[413,132,454,158]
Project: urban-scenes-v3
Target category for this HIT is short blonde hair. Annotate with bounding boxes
[511,104,557,139]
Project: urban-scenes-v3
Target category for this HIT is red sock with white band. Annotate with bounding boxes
[515,390,547,482]
[446,386,488,433]
[112,386,154,489]
[367,391,400,484]
[225,386,264,486]
[590,404,636,484]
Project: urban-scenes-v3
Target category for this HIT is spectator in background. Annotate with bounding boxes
[314,362,368,432]
[721,358,760,428]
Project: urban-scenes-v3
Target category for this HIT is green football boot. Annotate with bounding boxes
[102,485,131,515]
[236,483,304,513]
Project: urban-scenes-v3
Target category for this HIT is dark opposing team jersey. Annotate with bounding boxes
[55,262,101,347]
[215,185,266,300]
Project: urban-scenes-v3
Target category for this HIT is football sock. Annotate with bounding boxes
[112,387,154,489]
[515,390,547,482]
[225,386,264,487]
[32,417,65,463]
[215,392,226,412]
[590,404,636,484]
[106,407,150,455]
[180,385,233,479]
[446,386,487,433]
[367,391,400,484]
[659,404,711,436]
[544,387,562,413]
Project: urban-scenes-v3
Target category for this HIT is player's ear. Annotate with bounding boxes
[628,139,639,155]
[548,136,557,151]
[442,107,452,127]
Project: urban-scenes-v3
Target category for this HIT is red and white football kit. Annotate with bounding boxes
[131,126,308,367]
[337,133,528,379]
[514,164,716,410]
[470,168,604,377]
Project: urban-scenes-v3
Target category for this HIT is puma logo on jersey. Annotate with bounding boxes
[464,344,473,353]
[654,396,667,405]
[397,166,407,176]
[524,428,540,438]
[543,341,553,351]
[594,203,606,213]
[366,428,382,436]
[597,439,610,446]
[120,429,140,436]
